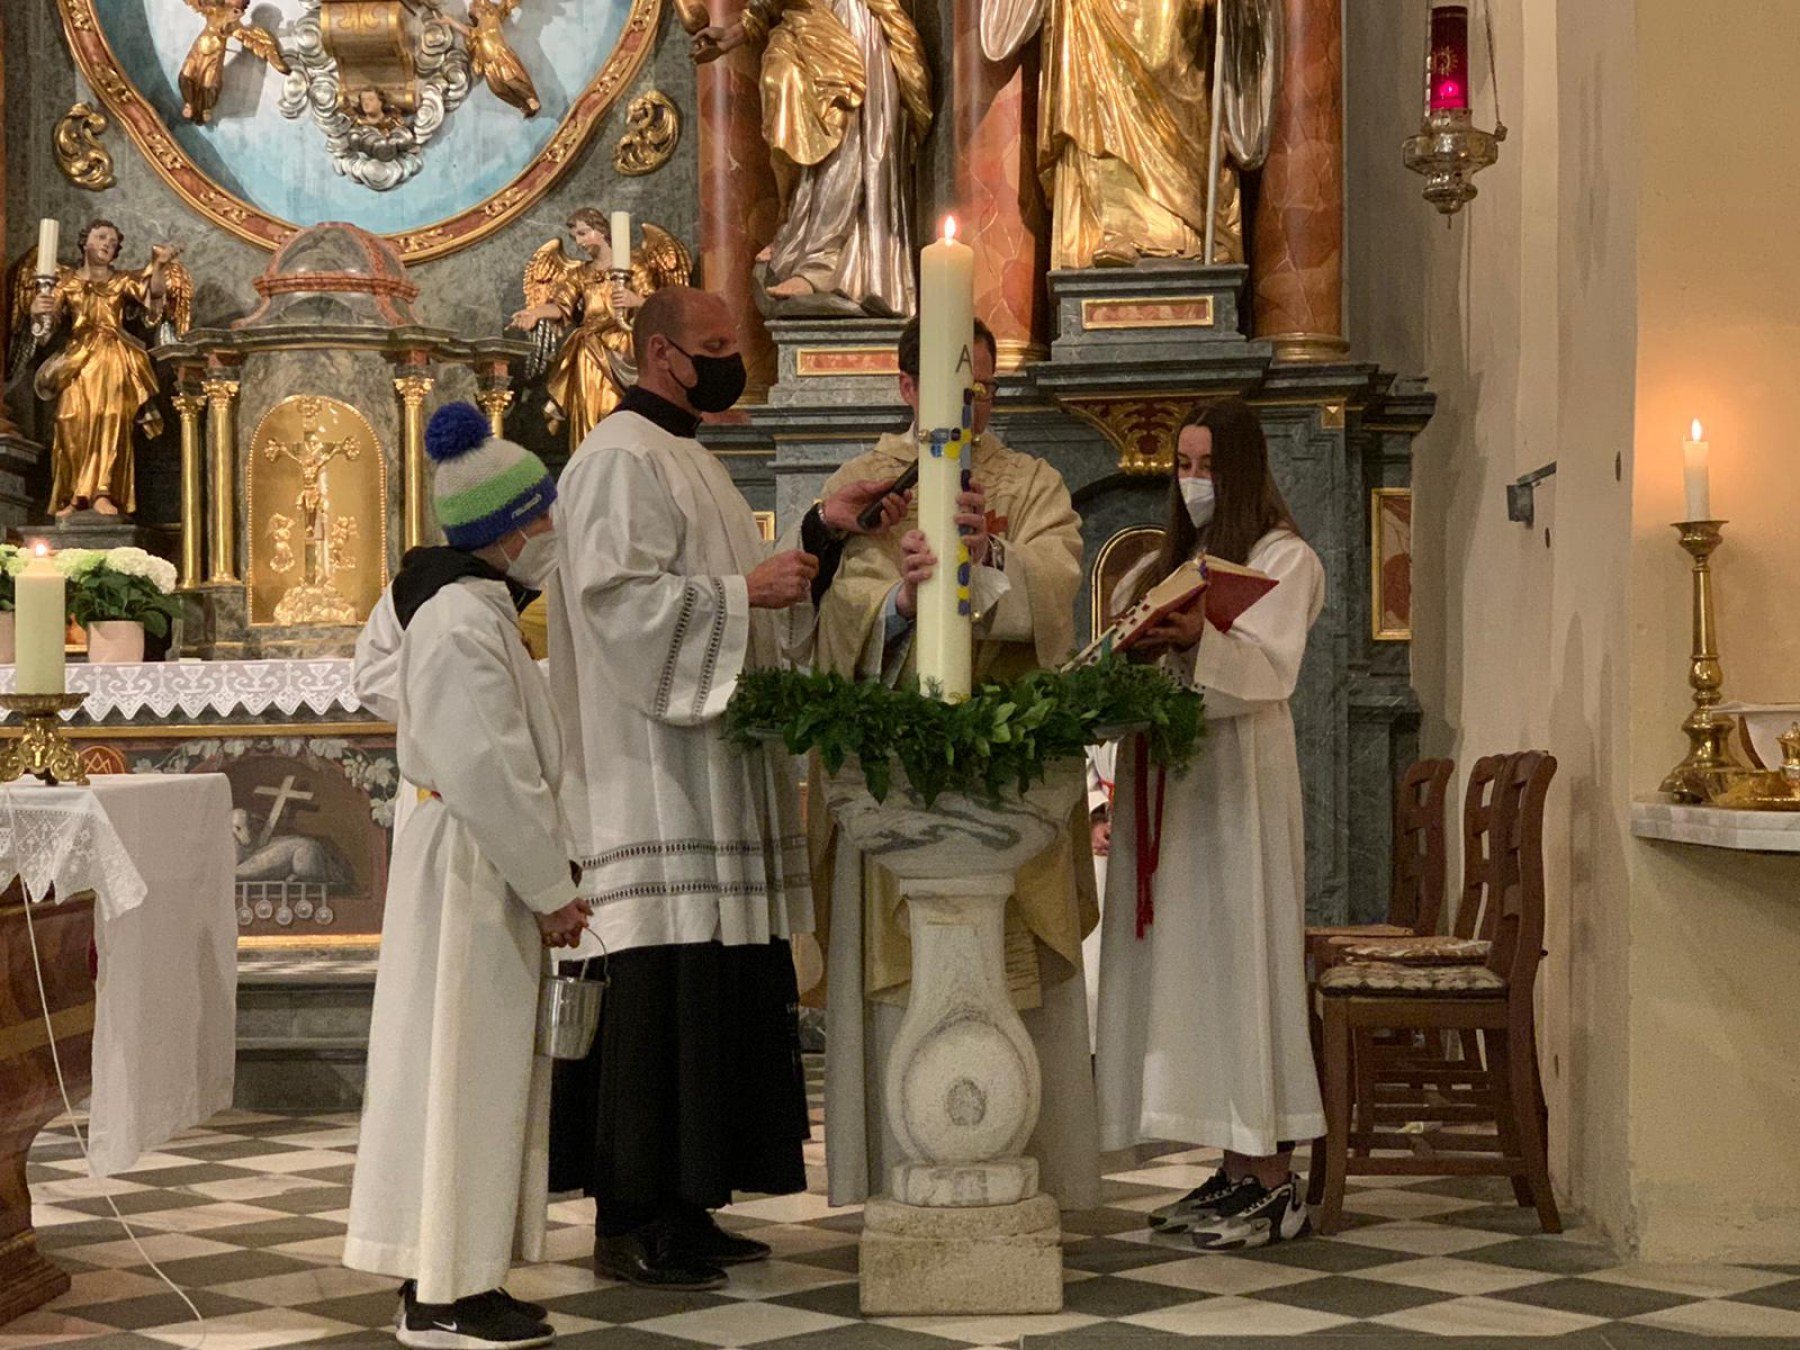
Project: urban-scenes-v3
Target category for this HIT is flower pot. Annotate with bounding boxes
[0,611,13,665]
[85,619,146,664]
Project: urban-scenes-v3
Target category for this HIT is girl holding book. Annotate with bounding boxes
[1093,398,1326,1251]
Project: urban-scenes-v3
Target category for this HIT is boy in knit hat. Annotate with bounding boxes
[345,403,589,1350]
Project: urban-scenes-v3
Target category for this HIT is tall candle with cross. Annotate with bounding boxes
[914,218,975,703]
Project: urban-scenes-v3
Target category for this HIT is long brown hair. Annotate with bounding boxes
[1143,399,1301,592]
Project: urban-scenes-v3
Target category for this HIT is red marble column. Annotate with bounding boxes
[1252,0,1347,361]
[0,10,17,436]
[953,0,1049,370]
[697,0,781,400]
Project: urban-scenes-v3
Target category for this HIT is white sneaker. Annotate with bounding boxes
[1188,1177,1310,1251]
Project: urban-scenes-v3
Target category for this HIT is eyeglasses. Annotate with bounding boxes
[971,380,996,403]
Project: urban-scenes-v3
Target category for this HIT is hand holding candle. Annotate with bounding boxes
[15,547,66,695]
[1682,418,1710,521]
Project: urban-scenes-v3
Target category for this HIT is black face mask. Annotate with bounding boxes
[669,342,747,414]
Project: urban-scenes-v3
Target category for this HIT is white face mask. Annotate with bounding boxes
[1180,475,1216,528]
[505,530,559,588]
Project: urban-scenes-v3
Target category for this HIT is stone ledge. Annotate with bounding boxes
[860,1193,1062,1316]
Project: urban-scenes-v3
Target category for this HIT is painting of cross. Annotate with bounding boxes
[253,774,319,848]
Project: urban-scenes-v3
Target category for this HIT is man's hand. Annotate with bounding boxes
[822,478,910,536]
[895,529,935,620]
[956,480,990,566]
[747,549,819,608]
[1090,817,1111,858]
[537,898,591,949]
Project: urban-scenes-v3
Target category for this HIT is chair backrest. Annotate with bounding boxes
[1389,757,1454,932]
[1486,751,1558,990]
[1452,753,1518,942]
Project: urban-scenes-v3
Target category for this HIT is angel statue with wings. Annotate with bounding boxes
[509,209,692,450]
[9,219,191,518]
[441,0,542,117]
[178,0,291,124]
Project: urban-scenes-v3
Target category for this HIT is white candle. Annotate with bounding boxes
[35,218,59,279]
[15,550,66,695]
[1682,418,1710,521]
[914,216,976,703]
[610,211,632,271]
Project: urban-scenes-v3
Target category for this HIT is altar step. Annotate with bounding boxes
[233,951,377,1113]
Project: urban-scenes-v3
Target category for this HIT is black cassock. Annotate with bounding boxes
[549,938,810,1235]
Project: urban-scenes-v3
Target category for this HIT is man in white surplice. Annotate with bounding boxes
[546,286,905,1291]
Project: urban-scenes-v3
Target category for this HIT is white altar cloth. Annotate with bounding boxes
[4,774,237,1176]
[0,659,364,722]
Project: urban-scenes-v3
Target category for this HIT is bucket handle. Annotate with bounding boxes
[574,922,611,986]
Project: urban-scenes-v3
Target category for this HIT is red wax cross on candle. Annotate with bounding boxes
[1429,4,1471,112]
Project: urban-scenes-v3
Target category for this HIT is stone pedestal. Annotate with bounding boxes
[860,1194,1062,1316]
[0,428,44,528]
[24,512,176,557]
[824,765,1081,1315]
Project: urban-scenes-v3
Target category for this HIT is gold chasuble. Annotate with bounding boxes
[811,432,1096,1011]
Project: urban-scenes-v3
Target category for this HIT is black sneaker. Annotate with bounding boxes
[396,1283,547,1326]
[1188,1176,1310,1252]
[595,1224,728,1291]
[1147,1168,1255,1233]
[397,1288,554,1349]
[677,1209,772,1266]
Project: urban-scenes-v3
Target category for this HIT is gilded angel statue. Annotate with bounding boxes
[7,219,192,518]
[442,0,542,118]
[179,0,291,125]
[509,210,692,450]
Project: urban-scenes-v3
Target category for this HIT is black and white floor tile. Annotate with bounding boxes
[14,1059,1800,1348]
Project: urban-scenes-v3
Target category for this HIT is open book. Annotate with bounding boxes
[1067,556,1277,668]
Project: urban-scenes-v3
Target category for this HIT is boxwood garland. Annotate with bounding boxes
[726,653,1204,805]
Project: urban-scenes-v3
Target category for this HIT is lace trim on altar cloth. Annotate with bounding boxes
[0,785,148,920]
[0,660,365,722]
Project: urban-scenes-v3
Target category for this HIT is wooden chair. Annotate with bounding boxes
[1309,751,1560,1236]
[1305,758,1453,966]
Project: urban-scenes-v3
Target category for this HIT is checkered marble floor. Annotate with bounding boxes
[15,1061,1800,1348]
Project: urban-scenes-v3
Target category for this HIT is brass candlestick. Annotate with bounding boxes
[1661,520,1744,801]
[0,693,89,786]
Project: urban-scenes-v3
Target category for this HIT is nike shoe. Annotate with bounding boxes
[1147,1169,1256,1233]
[396,1287,554,1349]
[396,1283,547,1327]
[1188,1176,1310,1251]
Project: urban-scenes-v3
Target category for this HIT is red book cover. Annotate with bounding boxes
[1068,557,1277,667]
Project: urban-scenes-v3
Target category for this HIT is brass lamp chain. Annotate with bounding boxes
[1480,0,1506,138]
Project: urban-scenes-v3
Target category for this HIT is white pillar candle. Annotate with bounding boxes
[15,550,66,695]
[36,218,59,278]
[914,217,976,703]
[610,211,632,271]
[1682,418,1710,521]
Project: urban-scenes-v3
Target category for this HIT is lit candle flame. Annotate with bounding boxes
[31,542,48,557]
[942,215,958,243]
[1690,418,1704,441]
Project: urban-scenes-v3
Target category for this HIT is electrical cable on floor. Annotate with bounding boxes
[11,785,208,1348]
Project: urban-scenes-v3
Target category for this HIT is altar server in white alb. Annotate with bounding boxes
[345,403,591,1349]
[546,286,905,1291]
[1096,398,1326,1251]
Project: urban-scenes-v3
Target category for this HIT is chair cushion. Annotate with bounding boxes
[1329,936,1492,966]
[1317,961,1508,997]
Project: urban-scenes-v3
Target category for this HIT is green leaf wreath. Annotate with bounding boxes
[726,652,1204,805]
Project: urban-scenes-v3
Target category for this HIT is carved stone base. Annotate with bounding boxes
[1047,262,1257,364]
[24,513,177,560]
[0,429,43,528]
[859,1194,1062,1316]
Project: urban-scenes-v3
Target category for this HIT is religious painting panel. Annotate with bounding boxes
[1372,487,1413,641]
[246,395,389,629]
[56,0,661,261]
[78,729,397,948]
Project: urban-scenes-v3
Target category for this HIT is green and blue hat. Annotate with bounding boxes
[425,402,557,551]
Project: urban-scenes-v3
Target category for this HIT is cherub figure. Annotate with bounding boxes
[8,219,192,517]
[442,0,541,118]
[179,0,291,125]
[269,512,297,574]
[509,210,691,449]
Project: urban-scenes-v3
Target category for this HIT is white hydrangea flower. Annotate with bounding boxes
[52,548,105,578]
[102,547,178,593]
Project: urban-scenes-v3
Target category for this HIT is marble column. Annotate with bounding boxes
[0,11,17,439]
[172,370,207,588]
[395,371,436,550]
[203,374,241,583]
[1252,0,1347,361]
[953,0,1049,370]
[697,0,780,400]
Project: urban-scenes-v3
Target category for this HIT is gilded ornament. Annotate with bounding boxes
[1058,396,1187,475]
[54,103,116,191]
[612,90,681,176]
[0,694,91,787]
[441,0,542,117]
[178,0,290,124]
[510,212,692,450]
[6,219,193,519]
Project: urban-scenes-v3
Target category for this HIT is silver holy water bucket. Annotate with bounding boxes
[536,958,608,1060]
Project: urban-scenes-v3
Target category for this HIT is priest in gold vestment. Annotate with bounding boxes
[692,0,932,316]
[980,0,1278,268]
[810,318,1101,1209]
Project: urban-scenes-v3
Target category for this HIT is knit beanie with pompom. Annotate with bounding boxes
[424,401,557,551]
